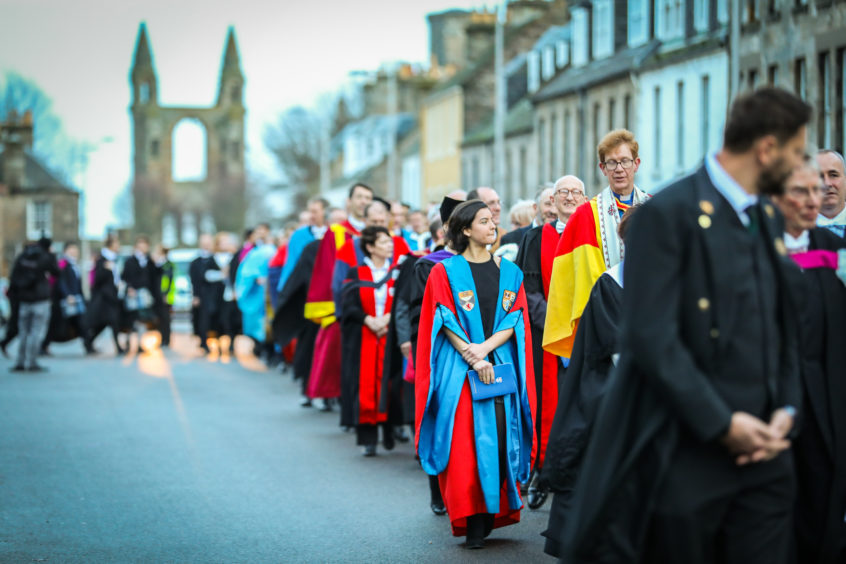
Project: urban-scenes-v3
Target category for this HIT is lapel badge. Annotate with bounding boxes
[764,203,775,218]
[698,215,712,229]
[774,238,787,256]
[502,290,517,312]
[697,297,710,311]
[699,200,714,215]
[458,290,476,312]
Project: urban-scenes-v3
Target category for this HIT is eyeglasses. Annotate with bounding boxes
[555,189,584,198]
[602,158,635,170]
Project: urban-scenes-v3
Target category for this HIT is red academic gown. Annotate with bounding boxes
[415,262,537,536]
[538,222,561,466]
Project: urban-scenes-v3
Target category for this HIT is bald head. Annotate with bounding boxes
[470,187,502,225]
[365,200,389,228]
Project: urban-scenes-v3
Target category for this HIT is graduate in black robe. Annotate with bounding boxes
[773,161,846,564]
[191,235,223,353]
[273,239,321,402]
[87,237,125,354]
[121,236,161,332]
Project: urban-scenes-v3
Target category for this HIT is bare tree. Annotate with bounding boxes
[263,105,322,194]
[0,71,82,184]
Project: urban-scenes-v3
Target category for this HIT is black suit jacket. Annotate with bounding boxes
[501,224,531,248]
[556,165,801,561]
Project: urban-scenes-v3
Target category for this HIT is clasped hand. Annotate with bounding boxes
[460,342,489,366]
[721,409,794,466]
[364,314,391,337]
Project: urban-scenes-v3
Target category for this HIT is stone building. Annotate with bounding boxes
[420,1,569,206]
[0,110,80,277]
[735,0,846,154]
[129,23,246,247]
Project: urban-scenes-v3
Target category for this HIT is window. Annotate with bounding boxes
[27,200,52,239]
[181,213,198,246]
[172,118,208,181]
[608,98,616,129]
[231,86,241,103]
[139,83,150,103]
[694,0,710,32]
[657,0,684,40]
[200,213,216,235]
[795,58,807,100]
[748,68,758,89]
[819,52,832,148]
[676,81,685,169]
[150,139,159,157]
[654,86,662,172]
[162,213,178,248]
[537,118,546,183]
[624,94,632,130]
[542,46,556,80]
[550,114,558,178]
[556,40,569,68]
[768,64,779,86]
[593,103,601,184]
[701,75,710,155]
[592,0,614,60]
[519,146,528,194]
[472,156,480,188]
[564,110,572,174]
[528,51,541,92]
[572,8,589,67]
[742,0,759,23]
[505,148,513,201]
[628,0,649,46]
[839,49,846,153]
[717,0,729,23]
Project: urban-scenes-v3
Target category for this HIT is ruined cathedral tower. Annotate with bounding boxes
[129,23,246,245]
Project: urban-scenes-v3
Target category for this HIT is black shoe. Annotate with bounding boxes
[299,396,313,408]
[116,346,127,356]
[393,426,410,443]
[85,345,97,355]
[10,364,26,372]
[0,341,8,358]
[527,469,549,510]
[362,444,377,457]
[27,364,48,373]
[383,429,395,451]
[319,398,333,412]
[200,345,211,355]
[430,500,446,515]
[39,348,51,357]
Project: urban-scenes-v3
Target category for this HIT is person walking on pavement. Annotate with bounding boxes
[8,237,59,372]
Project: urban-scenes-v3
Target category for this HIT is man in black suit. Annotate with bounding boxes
[548,88,811,563]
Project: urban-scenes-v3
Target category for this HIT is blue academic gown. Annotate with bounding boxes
[235,243,276,342]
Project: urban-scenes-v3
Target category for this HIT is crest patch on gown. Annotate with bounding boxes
[502,290,516,312]
[458,290,475,311]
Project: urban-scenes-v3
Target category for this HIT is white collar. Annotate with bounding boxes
[101,248,117,261]
[348,216,366,232]
[784,231,810,253]
[555,219,567,234]
[704,152,758,225]
[363,256,389,273]
[818,204,846,226]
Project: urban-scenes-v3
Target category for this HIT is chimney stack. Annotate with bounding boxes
[0,109,34,190]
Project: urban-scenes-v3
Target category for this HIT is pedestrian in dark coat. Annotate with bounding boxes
[8,237,59,371]
[42,242,94,354]
[87,236,125,355]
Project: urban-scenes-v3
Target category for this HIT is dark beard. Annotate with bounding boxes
[757,156,791,196]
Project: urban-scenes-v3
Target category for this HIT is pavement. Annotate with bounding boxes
[0,325,554,563]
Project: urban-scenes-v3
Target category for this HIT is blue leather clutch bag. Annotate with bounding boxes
[467,363,518,401]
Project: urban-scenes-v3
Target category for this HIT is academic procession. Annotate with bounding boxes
[4,87,846,563]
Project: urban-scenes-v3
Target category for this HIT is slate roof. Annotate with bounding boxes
[0,150,75,193]
[532,40,661,103]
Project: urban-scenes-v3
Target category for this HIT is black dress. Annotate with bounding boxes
[465,255,508,541]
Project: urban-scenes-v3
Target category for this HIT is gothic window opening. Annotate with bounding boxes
[139,83,150,103]
[172,118,208,182]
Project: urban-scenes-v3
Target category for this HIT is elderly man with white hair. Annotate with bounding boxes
[514,174,588,509]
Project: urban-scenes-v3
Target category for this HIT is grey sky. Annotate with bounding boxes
[0,0,484,237]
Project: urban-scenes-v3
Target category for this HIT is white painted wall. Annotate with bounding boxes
[637,50,728,191]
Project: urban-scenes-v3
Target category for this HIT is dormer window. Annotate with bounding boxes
[628,0,650,46]
[592,0,614,60]
[528,50,541,92]
[139,83,150,103]
[656,0,685,40]
[556,40,569,68]
[542,46,556,80]
[231,85,241,103]
[572,7,589,67]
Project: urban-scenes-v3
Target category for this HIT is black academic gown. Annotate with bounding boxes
[550,166,801,563]
[380,254,418,425]
[541,272,622,556]
[44,260,88,345]
[272,240,321,391]
[788,228,846,564]
[86,255,124,345]
[122,254,160,324]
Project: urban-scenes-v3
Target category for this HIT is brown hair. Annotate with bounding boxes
[723,88,811,153]
[618,203,642,242]
[597,129,639,163]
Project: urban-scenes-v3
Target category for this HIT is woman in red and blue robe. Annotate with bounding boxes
[415,200,536,549]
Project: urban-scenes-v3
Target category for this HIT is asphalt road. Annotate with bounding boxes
[0,326,554,563]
